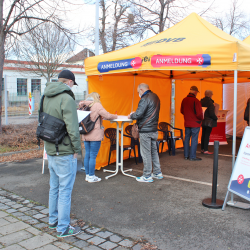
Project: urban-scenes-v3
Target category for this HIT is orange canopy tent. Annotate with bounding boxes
[84,13,250,169]
[244,36,250,45]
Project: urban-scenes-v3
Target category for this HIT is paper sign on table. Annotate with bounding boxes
[117,115,130,120]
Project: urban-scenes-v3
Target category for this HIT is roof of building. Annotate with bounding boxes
[4,60,84,69]
[3,60,85,74]
[66,48,95,63]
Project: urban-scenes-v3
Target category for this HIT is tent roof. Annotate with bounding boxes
[244,36,250,45]
[85,13,250,78]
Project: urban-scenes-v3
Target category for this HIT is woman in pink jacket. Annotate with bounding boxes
[79,92,117,183]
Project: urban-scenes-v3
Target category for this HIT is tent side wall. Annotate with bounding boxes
[175,79,223,148]
[88,74,171,169]
[223,82,250,137]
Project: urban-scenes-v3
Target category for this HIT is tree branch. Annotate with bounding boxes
[3,0,21,30]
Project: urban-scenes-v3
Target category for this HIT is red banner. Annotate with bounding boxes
[151,54,211,68]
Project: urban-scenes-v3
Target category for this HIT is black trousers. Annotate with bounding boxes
[201,126,212,151]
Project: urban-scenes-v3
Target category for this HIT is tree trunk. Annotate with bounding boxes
[112,19,118,51]
[159,0,164,33]
[0,0,5,133]
[100,0,107,53]
[0,37,4,133]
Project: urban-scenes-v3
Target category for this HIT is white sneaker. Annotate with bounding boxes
[152,172,163,179]
[85,174,89,182]
[136,176,154,183]
[88,176,101,183]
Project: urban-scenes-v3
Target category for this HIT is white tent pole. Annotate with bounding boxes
[231,70,237,202]
[171,79,175,127]
[131,75,136,113]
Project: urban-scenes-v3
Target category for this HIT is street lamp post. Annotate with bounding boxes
[95,0,99,55]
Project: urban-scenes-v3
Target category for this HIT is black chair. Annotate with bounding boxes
[157,126,171,154]
[104,128,137,165]
[158,122,184,155]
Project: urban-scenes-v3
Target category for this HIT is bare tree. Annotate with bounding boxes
[128,0,214,37]
[92,0,139,53]
[86,0,214,53]
[0,0,78,132]
[211,0,250,39]
[14,22,75,82]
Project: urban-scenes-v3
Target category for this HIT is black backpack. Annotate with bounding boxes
[36,95,69,155]
[79,105,100,134]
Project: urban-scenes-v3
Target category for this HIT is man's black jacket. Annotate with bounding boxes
[244,98,250,125]
[130,90,160,133]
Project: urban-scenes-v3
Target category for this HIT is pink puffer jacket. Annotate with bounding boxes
[79,101,117,141]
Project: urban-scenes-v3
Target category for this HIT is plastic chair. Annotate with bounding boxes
[158,122,184,155]
[157,125,171,154]
[104,128,137,165]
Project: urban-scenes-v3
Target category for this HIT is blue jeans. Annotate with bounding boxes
[84,141,101,176]
[184,127,200,159]
[48,154,77,233]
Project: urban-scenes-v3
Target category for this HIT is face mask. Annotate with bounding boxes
[139,92,141,98]
[64,83,73,90]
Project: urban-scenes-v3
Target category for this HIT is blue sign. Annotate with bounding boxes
[201,54,211,68]
[97,57,142,73]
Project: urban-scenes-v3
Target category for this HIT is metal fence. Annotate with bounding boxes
[1,88,86,118]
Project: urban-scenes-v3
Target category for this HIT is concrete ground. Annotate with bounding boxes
[1,137,249,250]
[2,115,38,125]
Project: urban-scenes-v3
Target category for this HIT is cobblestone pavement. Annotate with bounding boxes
[0,188,155,250]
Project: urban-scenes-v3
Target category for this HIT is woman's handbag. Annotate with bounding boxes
[131,99,159,139]
[202,118,213,127]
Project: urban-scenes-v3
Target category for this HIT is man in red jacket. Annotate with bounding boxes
[181,86,203,161]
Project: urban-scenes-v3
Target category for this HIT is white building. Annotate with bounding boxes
[3,59,88,103]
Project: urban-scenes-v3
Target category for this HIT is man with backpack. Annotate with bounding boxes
[41,69,81,237]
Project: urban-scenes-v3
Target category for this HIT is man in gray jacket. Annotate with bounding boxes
[128,83,163,182]
[42,69,81,237]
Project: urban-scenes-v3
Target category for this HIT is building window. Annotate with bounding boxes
[2,78,4,91]
[17,78,27,96]
[51,79,58,82]
[31,79,41,93]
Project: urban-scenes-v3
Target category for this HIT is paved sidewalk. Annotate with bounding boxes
[0,188,154,250]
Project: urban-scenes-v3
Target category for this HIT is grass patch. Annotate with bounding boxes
[0,122,43,153]
[0,145,39,154]
[0,145,20,153]
[0,122,44,161]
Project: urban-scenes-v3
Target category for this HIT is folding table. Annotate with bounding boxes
[103,116,136,179]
